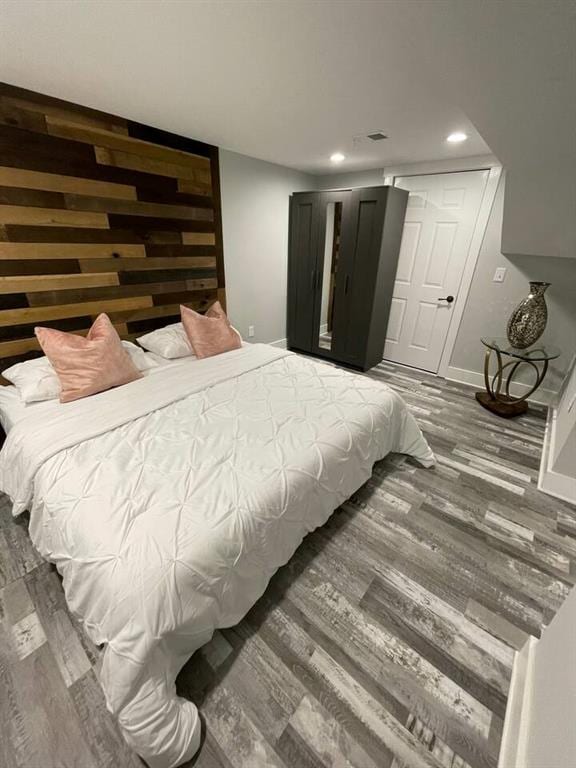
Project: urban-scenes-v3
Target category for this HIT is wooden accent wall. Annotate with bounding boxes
[0,82,225,372]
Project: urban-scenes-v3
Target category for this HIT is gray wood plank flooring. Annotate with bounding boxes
[1,361,575,768]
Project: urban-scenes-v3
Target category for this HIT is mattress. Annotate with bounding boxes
[0,355,173,433]
[0,344,434,767]
[0,385,57,433]
[0,386,26,432]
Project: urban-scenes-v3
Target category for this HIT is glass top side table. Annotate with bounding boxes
[475,337,560,418]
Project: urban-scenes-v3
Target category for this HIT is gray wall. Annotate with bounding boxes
[450,174,576,391]
[315,165,576,390]
[524,584,576,767]
[219,150,315,344]
[219,157,575,380]
[314,168,385,190]
[219,160,385,344]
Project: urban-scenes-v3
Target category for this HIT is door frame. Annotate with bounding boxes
[383,163,502,377]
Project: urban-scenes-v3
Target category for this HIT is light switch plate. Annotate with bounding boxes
[248,325,255,338]
[493,267,507,283]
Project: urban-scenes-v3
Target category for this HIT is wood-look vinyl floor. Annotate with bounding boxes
[1,361,575,768]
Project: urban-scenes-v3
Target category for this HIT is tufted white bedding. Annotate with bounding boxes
[0,344,434,767]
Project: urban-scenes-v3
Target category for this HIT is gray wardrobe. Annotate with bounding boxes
[287,185,408,371]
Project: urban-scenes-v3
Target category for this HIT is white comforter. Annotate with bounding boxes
[0,344,434,767]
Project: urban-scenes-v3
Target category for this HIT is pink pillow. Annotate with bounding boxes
[35,314,142,403]
[180,301,242,359]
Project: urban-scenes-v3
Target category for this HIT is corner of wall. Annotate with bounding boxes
[498,636,538,768]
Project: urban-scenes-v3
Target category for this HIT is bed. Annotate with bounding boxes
[0,343,434,768]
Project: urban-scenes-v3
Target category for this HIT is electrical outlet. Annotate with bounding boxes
[493,267,507,283]
[248,325,255,338]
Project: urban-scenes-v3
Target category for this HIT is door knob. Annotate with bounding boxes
[438,295,454,303]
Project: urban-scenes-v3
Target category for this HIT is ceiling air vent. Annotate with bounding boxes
[366,131,388,141]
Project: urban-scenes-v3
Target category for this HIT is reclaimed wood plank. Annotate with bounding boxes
[0,166,137,199]
[47,117,211,171]
[0,336,49,358]
[0,296,152,327]
[0,100,48,133]
[79,256,216,273]
[107,213,213,232]
[0,87,128,133]
[95,146,211,184]
[64,193,214,221]
[0,242,144,259]
[0,185,66,208]
[26,278,217,308]
[0,273,119,294]
[182,232,217,246]
[107,299,215,326]
[0,204,109,229]
[3,225,183,244]
[178,178,213,196]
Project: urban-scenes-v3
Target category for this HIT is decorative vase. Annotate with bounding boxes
[506,281,550,349]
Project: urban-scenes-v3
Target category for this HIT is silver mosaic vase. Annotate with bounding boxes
[506,281,550,349]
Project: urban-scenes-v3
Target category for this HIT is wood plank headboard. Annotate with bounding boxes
[0,82,225,381]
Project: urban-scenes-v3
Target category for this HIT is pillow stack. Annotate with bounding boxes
[34,314,142,403]
[136,301,242,360]
[180,301,242,359]
[2,303,243,405]
[136,321,194,360]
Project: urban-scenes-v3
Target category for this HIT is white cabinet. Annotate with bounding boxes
[539,356,576,504]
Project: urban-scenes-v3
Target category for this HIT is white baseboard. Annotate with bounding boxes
[498,636,538,768]
[268,338,287,349]
[538,399,576,504]
[445,365,557,407]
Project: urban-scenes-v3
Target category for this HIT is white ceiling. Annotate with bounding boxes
[1,0,574,257]
[0,0,496,174]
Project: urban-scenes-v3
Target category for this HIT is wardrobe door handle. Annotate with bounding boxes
[311,269,316,291]
[344,275,350,295]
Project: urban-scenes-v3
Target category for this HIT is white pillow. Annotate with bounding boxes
[3,341,159,403]
[0,385,27,433]
[136,322,195,359]
[122,341,160,372]
[3,356,60,403]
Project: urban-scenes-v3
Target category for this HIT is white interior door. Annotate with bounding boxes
[384,170,489,372]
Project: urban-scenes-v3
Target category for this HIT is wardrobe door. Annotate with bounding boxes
[310,190,353,357]
[364,186,408,369]
[287,193,323,352]
[333,187,389,366]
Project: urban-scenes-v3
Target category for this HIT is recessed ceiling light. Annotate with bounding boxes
[446,132,468,143]
[330,152,345,163]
